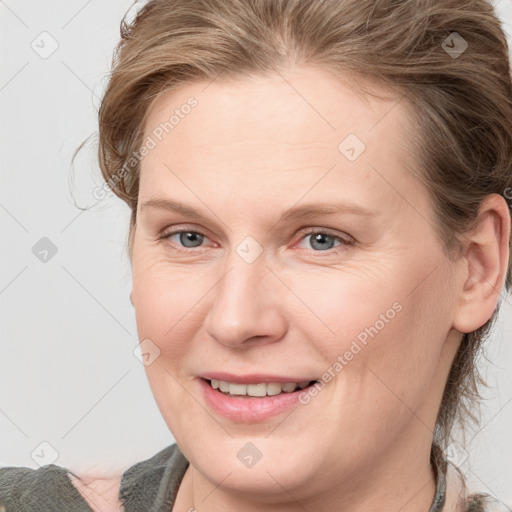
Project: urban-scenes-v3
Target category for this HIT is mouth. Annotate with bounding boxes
[198,374,322,421]
[204,378,319,398]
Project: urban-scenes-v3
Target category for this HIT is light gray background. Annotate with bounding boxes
[1,0,511,505]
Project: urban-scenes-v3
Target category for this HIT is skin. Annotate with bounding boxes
[127,65,509,512]
[67,473,121,512]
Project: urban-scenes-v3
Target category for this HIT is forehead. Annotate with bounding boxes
[138,65,424,218]
[142,65,414,161]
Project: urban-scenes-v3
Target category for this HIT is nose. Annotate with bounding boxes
[203,249,288,349]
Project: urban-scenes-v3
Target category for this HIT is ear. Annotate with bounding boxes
[453,194,510,333]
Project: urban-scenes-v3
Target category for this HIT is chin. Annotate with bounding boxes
[190,434,321,492]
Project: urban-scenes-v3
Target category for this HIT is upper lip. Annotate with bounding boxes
[200,372,317,384]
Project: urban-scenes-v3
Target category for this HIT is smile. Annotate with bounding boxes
[209,379,315,397]
[199,378,320,422]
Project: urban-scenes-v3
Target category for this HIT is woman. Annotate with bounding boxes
[1,0,511,510]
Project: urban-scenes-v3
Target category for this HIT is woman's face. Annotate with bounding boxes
[130,66,464,504]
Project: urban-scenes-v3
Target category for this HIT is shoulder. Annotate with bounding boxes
[121,442,183,483]
[0,463,93,511]
[119,443,189,511]
[0,444,188,512]
[67,445,185,511]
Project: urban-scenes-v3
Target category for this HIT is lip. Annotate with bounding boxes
[198,377,317,422]
[200,372,316,384]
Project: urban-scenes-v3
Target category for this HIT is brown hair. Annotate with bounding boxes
[87,0,512,454]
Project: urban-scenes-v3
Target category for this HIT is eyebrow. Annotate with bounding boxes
[140,198,377,223]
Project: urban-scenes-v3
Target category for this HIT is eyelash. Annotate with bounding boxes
[159,226,354,255]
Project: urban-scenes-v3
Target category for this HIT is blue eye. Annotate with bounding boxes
[163,230,206,249]
[296,228,354,253]
[160,227,352,254]
[300,231,344,251]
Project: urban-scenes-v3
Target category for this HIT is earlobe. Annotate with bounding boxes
[453,194,510,334]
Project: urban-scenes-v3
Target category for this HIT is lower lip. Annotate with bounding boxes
[199,378,313,422]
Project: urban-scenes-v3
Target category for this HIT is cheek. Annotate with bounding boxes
[130,258,211,423]
[309,253,455,408]
[131,260,204,426]
[277,260,408,357]
[340,263,456,432]
[131,249,206,345]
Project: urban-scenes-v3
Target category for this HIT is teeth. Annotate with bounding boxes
[229,383,247,395]
[266,382,284,396]
[281,382,297,393]
[209,379,312,397]
[246,383,267,397]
